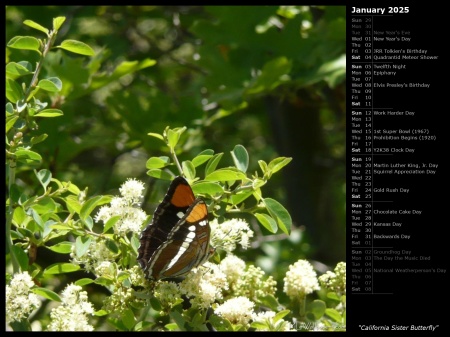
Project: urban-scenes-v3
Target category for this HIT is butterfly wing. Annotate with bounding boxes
[137,176,195,278]
[137,176,214,281]
[151,199,214,279]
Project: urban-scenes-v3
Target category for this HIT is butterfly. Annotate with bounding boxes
[137,176,215,281]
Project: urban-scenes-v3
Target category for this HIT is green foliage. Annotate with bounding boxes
[6,8,346,332]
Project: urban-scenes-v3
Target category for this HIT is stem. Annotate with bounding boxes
[24,31,57,100]
[6,30,59,275]
[170,147,183,176]
[298,293,306,320]
[6,161,20,273]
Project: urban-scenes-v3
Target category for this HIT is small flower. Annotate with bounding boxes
[214,296,255,326]
[71,238,117,274]
[47,284,94,331]
[252,310,294,331]
[102,286,136,315]
[154,281,183,313]
[283,259,319,299]
[319,262,346,296]
[219,254,246,286]
[6,272,41,324]
[94,179,148,236]
[179,262,228,309]
[234,265,277,302]
[210,218,254,252]
[119,178,146,204]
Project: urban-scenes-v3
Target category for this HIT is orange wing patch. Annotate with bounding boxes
[171,184,195,207]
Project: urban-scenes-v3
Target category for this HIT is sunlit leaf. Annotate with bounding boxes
[43,263,80,275]
[230,144,249,173]
[24,20,49,35]
[58,39,95,56]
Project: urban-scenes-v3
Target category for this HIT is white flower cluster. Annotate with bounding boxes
[95,178,147,236]
[47,284,94,331]
[283,259,319,299]
[6,272,41,324]
[70,238,117,274]
[318,261,346,295]
[179,262,228,310]
[214,296,255,326]
[210,218,254,252]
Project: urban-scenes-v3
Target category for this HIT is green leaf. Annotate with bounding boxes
[43,220,57,238]
[35,169,52,191]
[205,153,223,177]
[6,61,33,79]
[11,245,29,271]
[53,16,66,31]
[32,287,61,302]
[7,36,41,52]
[10,319,32,332]
[257,294,282,312]
[32,196,57,214]
[80,195,105,221]
[273,309,290,323]
[43,263,80,275]
[146,169,174,180]
[309,300,326,320]
[263,198,292,235]
[192,149,214,167]
[75,236,92,258]
[182,160,195,180]
[23,20,49,35]
[205,168,247,182]
[325,308,343,323]
[327,292,341,301]
[254,213,278,233]
[12,206,28,227]
[166,127,186,150]
[34,109,64,117]
[191,181,224,197]
[230,190,253,205]
[150,297,162,311]
[37,77,63,92]
[165,323,179,331]
[103,215,121,233]
[169,310,186,331]
[15,149,42,165]
[122,308,136,331]
[147,132,164,141]
[230,144,249,173]
[94,309,108,317]
[30,133,48,145]
[6,78,23,103]
[48,223,72,231]
[146,156,170,169]
[46,241,73,254]
[117,271,131,283]
[58,39,95,56]
[250,321,269,330]
[208,314,233,331]
[75,278,95,286]
[105,239,119,254]
[6,102,14,113]
[6,115,19,133]
[268,157,292,174]
[84,216,94,231]
[95,276,114,287]
[66,195,82,214]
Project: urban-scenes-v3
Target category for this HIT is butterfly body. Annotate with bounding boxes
[137,176,214,281]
